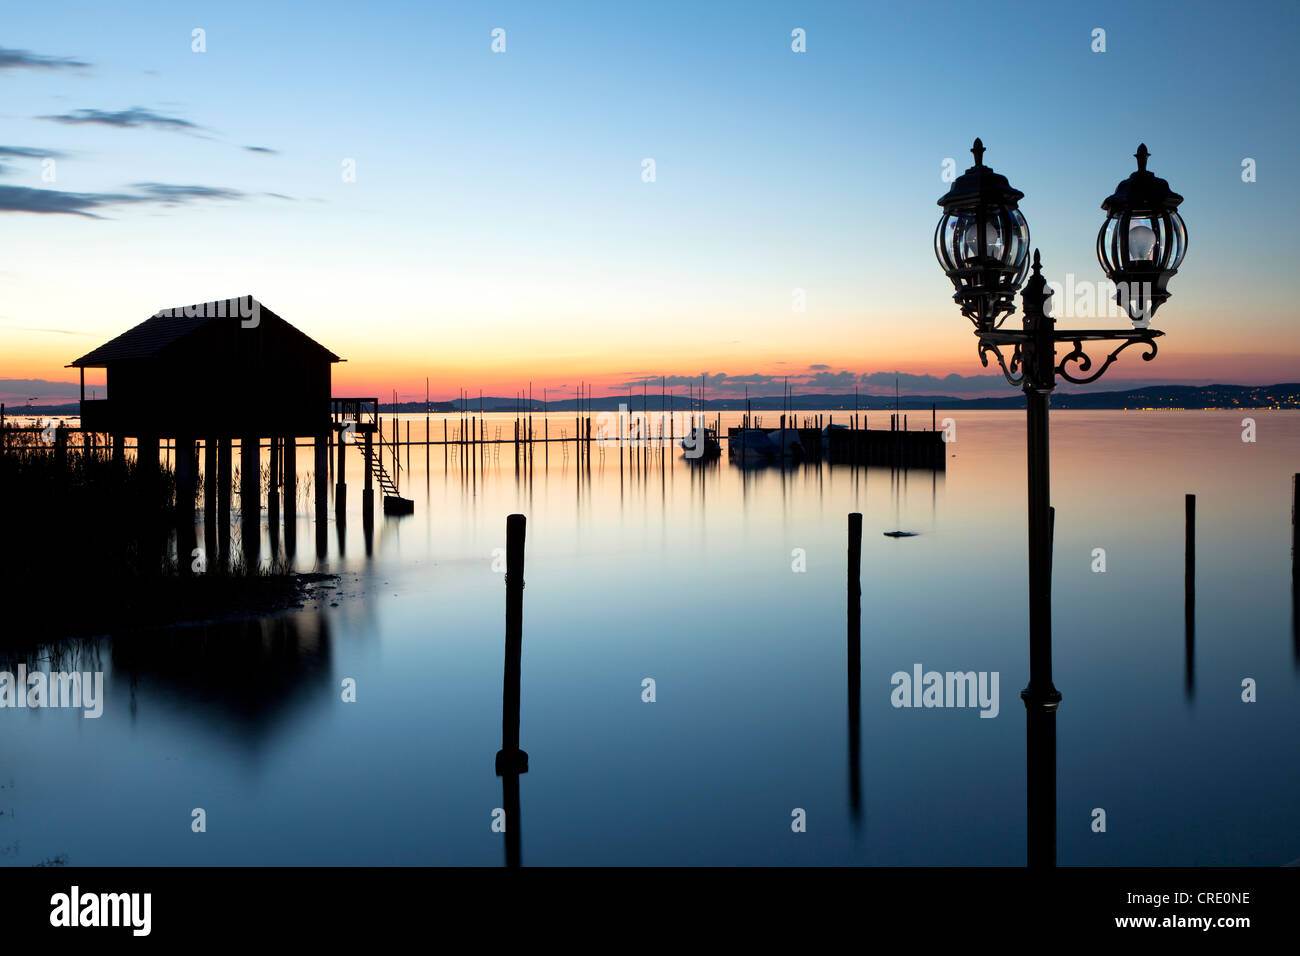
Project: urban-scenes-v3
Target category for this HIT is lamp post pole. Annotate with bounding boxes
[1020,262,1062,710]
[936,140,1187,868]
[1018,262,1062,868]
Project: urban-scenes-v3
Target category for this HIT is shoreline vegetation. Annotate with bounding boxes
[0,438,332,649]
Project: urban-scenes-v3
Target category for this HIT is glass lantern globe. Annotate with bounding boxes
[1097,144,1187,324]
[935,139,1031,331]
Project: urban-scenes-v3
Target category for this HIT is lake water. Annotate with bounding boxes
[2,409,1297,866]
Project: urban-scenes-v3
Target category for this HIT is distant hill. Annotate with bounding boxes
[7,384,1298,421]
[440,384,1300,412]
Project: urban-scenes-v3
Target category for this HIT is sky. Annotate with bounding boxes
[1,0,1297,403]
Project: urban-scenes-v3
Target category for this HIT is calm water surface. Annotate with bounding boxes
[2,410,1297,865]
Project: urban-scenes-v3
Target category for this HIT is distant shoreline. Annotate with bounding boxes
[8,383,1300,417]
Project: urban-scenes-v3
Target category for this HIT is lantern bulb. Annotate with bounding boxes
[1127,222,1157,261]
[961,220,1004,261]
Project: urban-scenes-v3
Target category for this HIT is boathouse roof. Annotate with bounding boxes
[68,297,341,368]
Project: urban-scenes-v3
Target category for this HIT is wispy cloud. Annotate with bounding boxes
[0,146,69,159]
[128,182,245,202]
[244,145,279,154]
[0,146,70,177]
[0,182,245,218]
[38,106,201,133]
[0,46,90,71]
[0,326,93,336]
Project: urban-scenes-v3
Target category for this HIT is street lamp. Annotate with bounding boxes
[1098,144,1188,325]
[934,139,1187,866]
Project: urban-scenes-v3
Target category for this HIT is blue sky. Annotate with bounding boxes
[2,0,1297,399]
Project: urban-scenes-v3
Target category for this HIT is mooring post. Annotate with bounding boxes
[240,435,260,517]
[1185,492,1196,625]
[138,433,159,479]
[204,436,217,543]
[497,524,527,870]
[282,435,297,555]
[363,429,374,516]
[1292,473,1299,586]
[268,435,280,519]
[175,433,197,572]
[314,433,329,559]
[315,433,329,514]
[848,511,862,822]
[175,433,196,504]
[497,513,529,775]
[1185,493,1196,696]
[336,426,348,518]
[282,435,296,514]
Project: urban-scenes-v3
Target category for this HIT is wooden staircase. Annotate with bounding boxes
[365,443,399,497]
[369,432,413,514]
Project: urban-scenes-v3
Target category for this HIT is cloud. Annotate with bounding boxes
[38,106,201,133]
[0,146,69,176]
[0,146,69,159]
[808,364,830,371]
[859,370,1009,394]
[244,145,279,154]
[0,326,92,336]
[128,182,245,202]
[0,182,245,218]
[264,192,295,200]
[0,46,90,71]
[806,370,859,389]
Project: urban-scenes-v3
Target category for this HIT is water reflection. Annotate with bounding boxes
[111,612,333,742]
[6,411,1297,866]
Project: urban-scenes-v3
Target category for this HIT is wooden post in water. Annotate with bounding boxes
[500,514,528,760]
[204,436,217,516]
[1185,493,1196,696]
[363,430,374,517]
[282,435,296,557]
[335,427,348,518]
[240,435,260,517]
[1292,473,1299,586]
[497,512,530,870]
[268,435,279,518]
[314,434,329,558]
[138,433,159,479]
[314,434,329,515]
[847,511,862,823]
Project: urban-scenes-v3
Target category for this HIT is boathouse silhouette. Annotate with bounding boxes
[68,297,396,551]
[69,296,339,437]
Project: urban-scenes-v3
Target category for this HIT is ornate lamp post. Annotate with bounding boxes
[935,139,1187,865]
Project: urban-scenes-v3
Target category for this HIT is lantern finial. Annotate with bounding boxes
[972,138,986,166]
[1031,248,1042,275]
[1135,144,1149,172]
